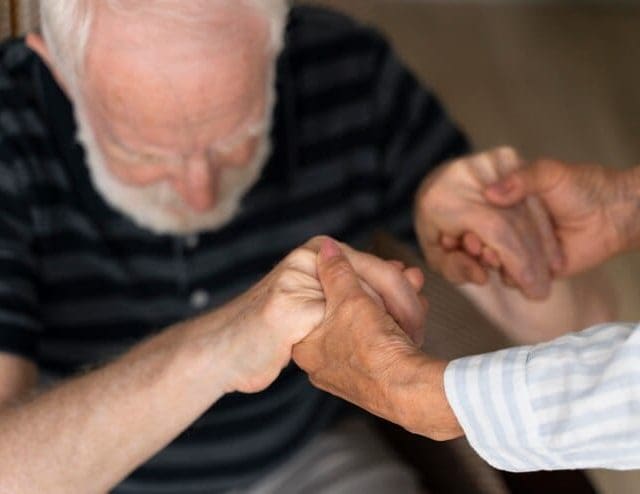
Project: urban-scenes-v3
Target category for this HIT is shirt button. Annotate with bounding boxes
[185,235,199,249]
[190,290,210,310]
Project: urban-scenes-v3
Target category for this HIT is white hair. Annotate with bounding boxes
[38,0,287,235]
[39,0,289,92]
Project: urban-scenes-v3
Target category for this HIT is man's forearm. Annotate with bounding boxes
[0,311,236,493]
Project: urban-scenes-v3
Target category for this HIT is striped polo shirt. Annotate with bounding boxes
[0,6,468,493]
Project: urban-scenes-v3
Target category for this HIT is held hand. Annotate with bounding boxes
[293,239,461,441]
[485,159,639,277]
[219,236,427,394]
[416,147,561,300]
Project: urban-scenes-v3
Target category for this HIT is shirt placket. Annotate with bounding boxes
[174,234,210,315]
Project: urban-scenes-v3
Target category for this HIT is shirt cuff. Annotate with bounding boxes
[444,347,559,472]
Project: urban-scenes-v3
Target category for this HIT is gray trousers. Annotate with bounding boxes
[234,417,423,494]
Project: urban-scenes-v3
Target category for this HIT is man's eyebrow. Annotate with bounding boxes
[92,100,180,159]
[99,95,266,157]
[105,128,181,160]
[213,119,264,148]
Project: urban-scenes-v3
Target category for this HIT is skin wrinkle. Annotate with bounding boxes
[92,95,265,169]
[61,0,280,233]
[85,49,264,153]
[88,3,264,125]
[86,48,267,150]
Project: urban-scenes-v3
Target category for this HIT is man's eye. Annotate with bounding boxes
[131,153,166,165]
[141,154,163,163]
[210,144,236,160]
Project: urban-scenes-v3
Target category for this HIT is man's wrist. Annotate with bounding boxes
[388,352,463,441]
[615,165,640,253]
[177,308,242,396]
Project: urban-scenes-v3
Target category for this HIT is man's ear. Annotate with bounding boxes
[26,32,71,95]
[26,33,52,66]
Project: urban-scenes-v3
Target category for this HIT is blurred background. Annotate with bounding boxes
[2,0,639,492]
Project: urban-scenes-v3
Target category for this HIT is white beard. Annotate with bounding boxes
[74,90,275,236]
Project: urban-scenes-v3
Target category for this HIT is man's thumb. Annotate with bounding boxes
[317,238,363,313]
[485,160,563,207]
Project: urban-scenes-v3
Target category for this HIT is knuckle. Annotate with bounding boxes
[326,257,353,279]
[340,292,374,315]
[308,234,331,246]
[260,296,282,322]
[260,286,288,321]
[285,247,314,267]
[495,145,519,160]
[272,269,290,287]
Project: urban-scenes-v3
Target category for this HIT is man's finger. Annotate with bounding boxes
[480,208,551,299]
[526,196,564,273]
[501,270,518,289]
[360,279,385,309]
[336,245,426,339]
[441,250,488,285]
[317,238,366,313]
[484,159,566,207]
[440,234,459,251]
[387,260,406,271]
[481,246,501,269]
[403,267,425,293]
[462,232,483,257]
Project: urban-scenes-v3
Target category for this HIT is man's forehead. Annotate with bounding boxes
[87,0,271,52]
[82,2,271,149]
[86,49,266,125]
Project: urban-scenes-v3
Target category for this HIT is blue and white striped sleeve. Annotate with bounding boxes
[444,322,640,471]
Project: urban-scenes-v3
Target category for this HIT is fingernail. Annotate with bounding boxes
[320,238,342,261]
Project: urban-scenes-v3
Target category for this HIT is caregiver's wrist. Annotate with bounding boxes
[390,353,463,441]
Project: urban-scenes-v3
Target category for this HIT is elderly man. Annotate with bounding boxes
[295,157,640,472]
[0,1,456,493]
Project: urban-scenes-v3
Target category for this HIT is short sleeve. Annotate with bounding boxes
[373,41,470,246]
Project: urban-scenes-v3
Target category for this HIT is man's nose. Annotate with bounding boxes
[179,155,218,212]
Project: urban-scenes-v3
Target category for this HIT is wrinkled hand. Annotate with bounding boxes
[220,236,427,394]
[415,147,561,299]
[293,239,461,440]
[485,159,639,277]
